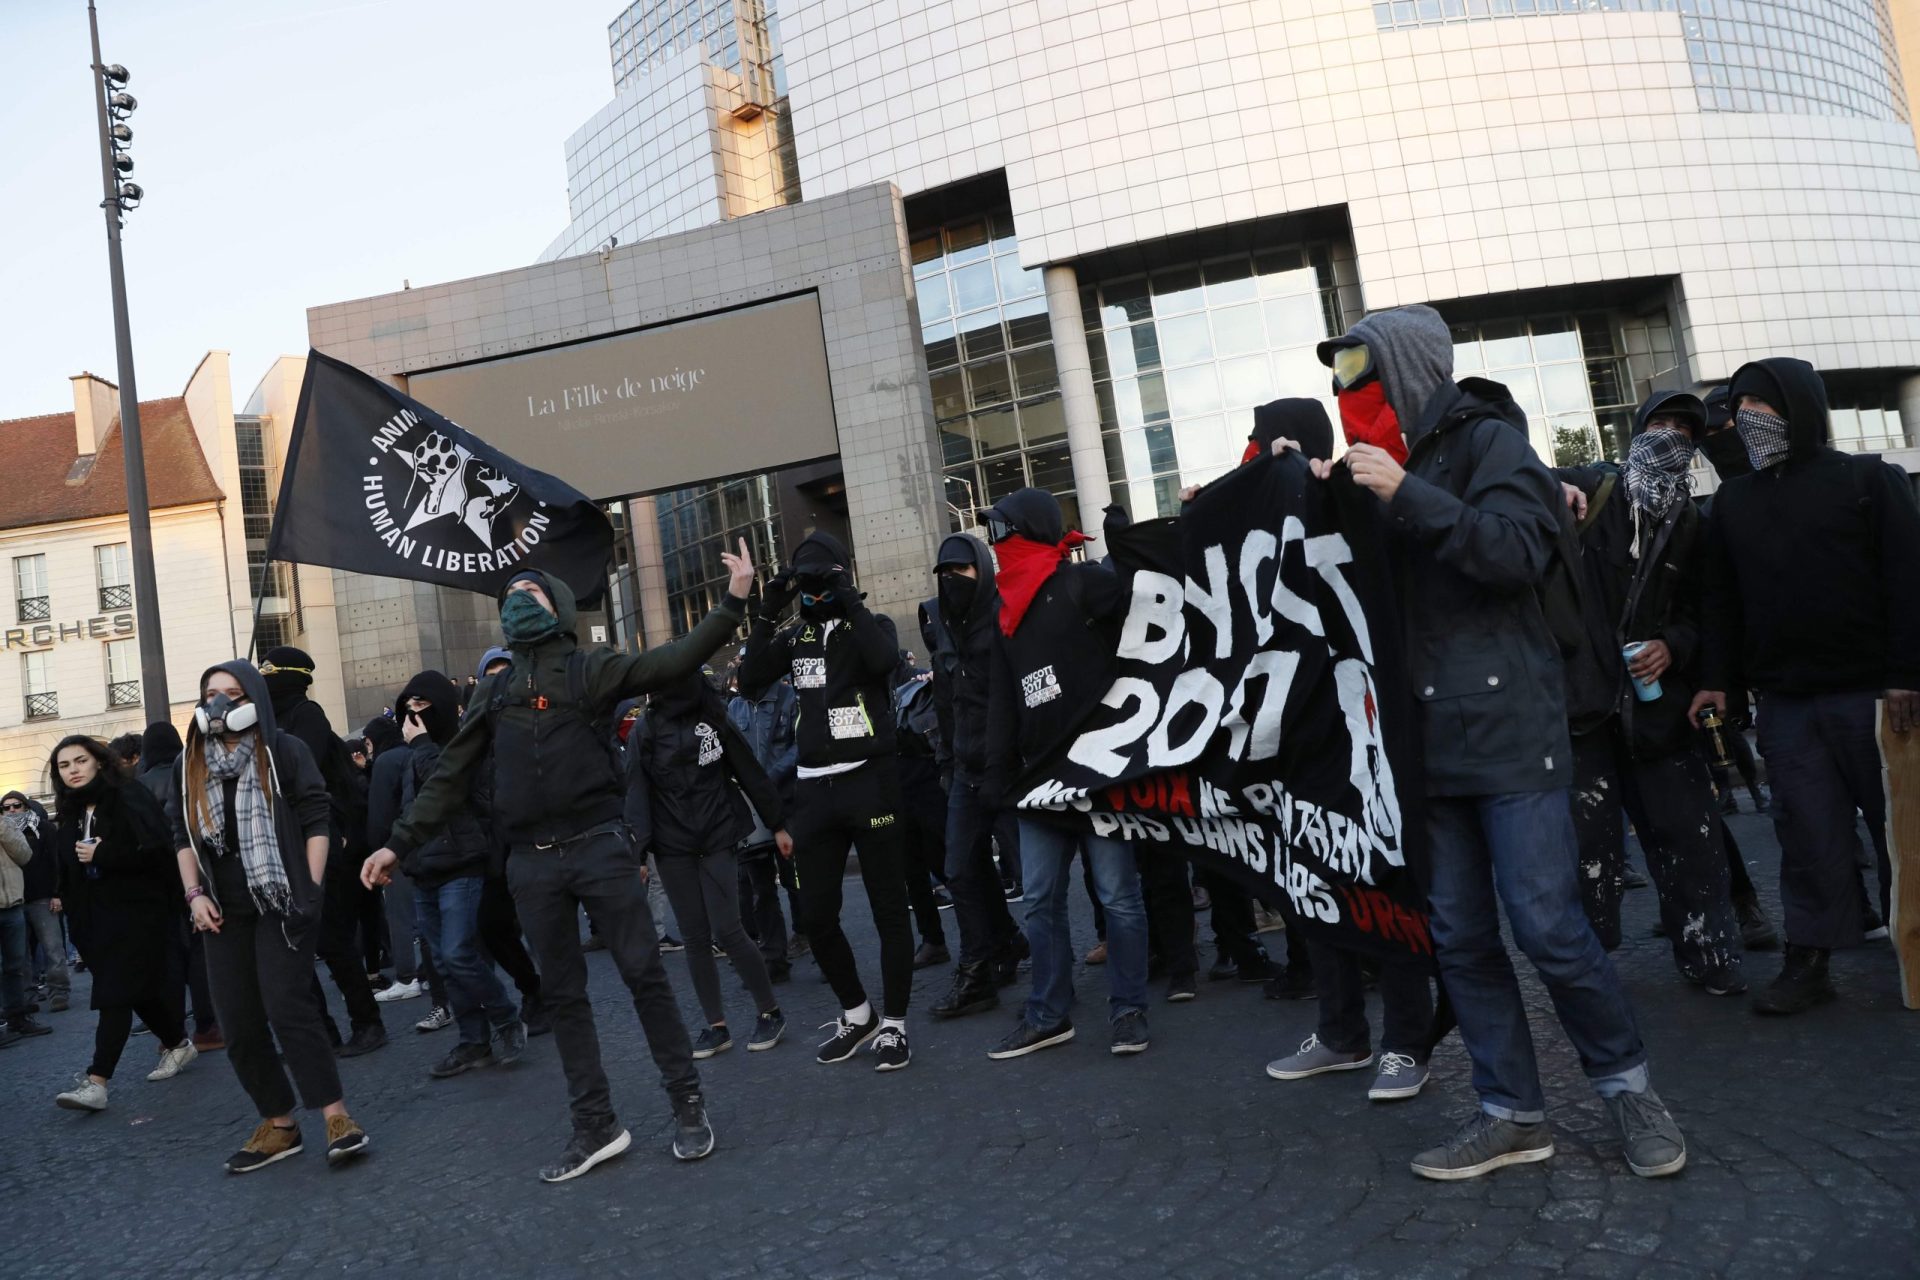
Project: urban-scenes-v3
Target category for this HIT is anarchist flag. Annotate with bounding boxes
[267,350,614,603]
[1014,452,1433,961]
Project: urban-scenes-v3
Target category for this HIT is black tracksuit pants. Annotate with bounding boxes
[789,758,914,1019]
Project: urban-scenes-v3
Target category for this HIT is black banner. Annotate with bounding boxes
[1015,453,1432,961]
[267,350,615,603]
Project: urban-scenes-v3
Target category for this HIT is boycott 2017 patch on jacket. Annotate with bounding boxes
[1014,452,1431,961]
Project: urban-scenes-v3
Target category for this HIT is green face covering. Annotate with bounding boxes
[500,590,559,644]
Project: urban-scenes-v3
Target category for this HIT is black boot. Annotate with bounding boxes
[912,940,951,970]
[989,932,1029,988]
[1734,896,1780,951]
[1751,944,1835,1015]
[930,961,998,1019]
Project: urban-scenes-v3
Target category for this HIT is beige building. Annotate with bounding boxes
[0,354,347,800]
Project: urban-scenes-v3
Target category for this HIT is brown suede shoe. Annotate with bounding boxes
[226,1120,301,1174]
[326,1113,370,1165]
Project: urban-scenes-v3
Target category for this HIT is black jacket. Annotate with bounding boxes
[267,691,352,840]
[738,532,899,770]
[1557,389,1707,759]
[625,690,784,857]
[1703,357,1920,697]
[926,532,1001,785]
[53,781,176,1010]
[1384,378,1572,796]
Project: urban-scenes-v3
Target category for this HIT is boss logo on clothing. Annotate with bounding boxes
[695,722,723,767]
[1021,665,1062,707]
[794,657,827,688]
[827,706,870,739]
[869,814,896,829]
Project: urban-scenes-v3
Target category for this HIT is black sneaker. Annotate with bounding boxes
[335,1023,387,1058]
[692,1025,734,1059]
[987,1017,1074,1060]
[1751,945,1836,1015]
[520,997,553,1037]
[1235,954,1276,983]
[816,1010,880,1063]
[658,935,685,954]
[493,1017,528,1066]
[429,1042,495,1079]
[1262,965,1317,1001]
[932,884,954,911]
[911,940,950,970]
[671,1093,715,1161]
[872,1025,911,1072]
[1410,1112,1554,1181]
[1206,957,1239,981]
[1166,973,1196,1003]
[747,1010,786,1051]
[10,1015,53,1038]
[540,1123,631,1183]
[1109,1011,1149,1055]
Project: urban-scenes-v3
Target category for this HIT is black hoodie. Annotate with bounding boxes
[165,660,334,919]
[624,671,783,856]
[1703,357,1920,696]
[738,531,899,770]
[390,671,494,885]
[1253,398,1336,464]
[924,532,1001,783]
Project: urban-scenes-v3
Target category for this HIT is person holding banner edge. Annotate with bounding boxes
[1310,305,1686,1181]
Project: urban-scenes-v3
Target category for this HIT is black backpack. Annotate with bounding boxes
[894,676,942,759]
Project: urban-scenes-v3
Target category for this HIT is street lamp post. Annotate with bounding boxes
[86,1,169,723]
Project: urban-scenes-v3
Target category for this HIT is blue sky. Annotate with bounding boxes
[0,0,621,420]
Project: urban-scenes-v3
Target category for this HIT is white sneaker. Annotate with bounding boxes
[147,1039,200,1081]
[375,979,425,1003]
[415,1005,453,1033]
[56,1074,108,1111]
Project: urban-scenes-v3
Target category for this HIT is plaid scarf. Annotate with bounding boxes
[1623,426,1696,524]
[199,734,293,916]
[1736,406,1792,473]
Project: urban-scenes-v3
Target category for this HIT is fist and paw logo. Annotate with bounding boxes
[397,429,521,547]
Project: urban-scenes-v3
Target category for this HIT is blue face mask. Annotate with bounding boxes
[500,590,559,644]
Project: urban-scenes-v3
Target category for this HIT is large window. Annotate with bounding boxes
[95,543,132,611]
[656,475,783,638]
[104,638,139,708]
[13,554,48,624]
[1079,244,1348,519]
[21,651,56,721]
[236,416,301,653]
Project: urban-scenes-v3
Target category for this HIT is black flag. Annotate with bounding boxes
[267,350,614,603]
[1014,452,1432,961]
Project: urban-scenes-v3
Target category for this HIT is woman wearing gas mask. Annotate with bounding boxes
[168,660,372,1173]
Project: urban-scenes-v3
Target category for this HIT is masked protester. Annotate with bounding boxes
[738,532,919,1071]
[365,546,755,1182]
[1695,358,1920,1013]
[981,488,1152,1061]
[42,735,197,1112]
[922,533,1026,1019]
[610,696,681,952]
[257,646,387,1059]
[1553,391,1744,993]
[876,616,951,970]
[464,647,548,1033]
[1315,305,1685,1181]
[726,653,803,980]
[170,661,371,1172]
[365,696,449,1025]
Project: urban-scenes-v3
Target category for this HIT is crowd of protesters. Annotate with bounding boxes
[2,306,1914,1186]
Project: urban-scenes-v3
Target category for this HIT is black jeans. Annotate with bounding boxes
[736,844,789,968]
[1571,726,1741,980]
[205,908,344,1117]
[1137,848,1196,979]
[897,755,948,948]
[479,873,541,1004]
[1202,870,1265,966]
[1308,940,1433,1060]
[317,852,383,1031]
[507,828,697,1134]
[944,777,1020,967]
[656,848,778,1025]
[789,759,914,1019]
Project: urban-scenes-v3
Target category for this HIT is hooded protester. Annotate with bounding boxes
[169,660,370,1172]
[136,722,183,808]
[1314,305,1685,1182]
[366,695,446,1020]
[1552,390,1744,992]
[461,646,548,1032]
[922,532,1025,1019]
[361,715,403,763]
[726,649,802,979]
[607,695,681,951]
[876,612,951,970]
[626,670,789,1057]
[738,530,920,1071]
[981,488,1152,1061]
[366,548,756,1181]
[257,646,387,1058]
[1696,357,1920,1013]
[43,735,198,1112]
[129,719,220,1048]
[389,670,530,1081]
[6,789,67,1016]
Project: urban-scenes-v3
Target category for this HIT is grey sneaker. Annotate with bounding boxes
[1367,1052,1428,1101]
[55,1073,108,1112]
[1265,1034,1374,1080]
[492,1018,528,1067]
[1605,1087,1687,1177]
[1410,1112,1554,1181]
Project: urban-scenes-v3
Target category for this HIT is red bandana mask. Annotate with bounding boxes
[994,532,1087,636]
[1337,381,1409,464]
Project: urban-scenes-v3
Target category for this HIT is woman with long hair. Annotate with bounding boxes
[45,735,199,1113]
[168,661,371,1173]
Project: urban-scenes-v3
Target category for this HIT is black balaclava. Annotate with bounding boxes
[1698,384,1751,482]
[398,670,461,746]
[362,716,403,759]
[651,670,723,723]
[260,645,317,716]
[791,532,851,620]
[1251,398,1336,464]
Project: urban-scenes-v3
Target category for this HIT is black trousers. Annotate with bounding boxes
[1722,818,1757,902]
[507,829,697,1135]
[1203,870,1266,966]
[186,928,215,1033]
[1571,726,1741,980]
[205,909,343,1118]
[897,755,948,948]
[315,852,383,1031]
[479,872,541,1003]
[1137,848,1196,979]
[789,759,915,1019]
[1309,940,1433,1060]
[944,777,1020,966]
[736,843,789,968]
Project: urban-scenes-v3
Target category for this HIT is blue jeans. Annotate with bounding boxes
[0,903,29,1020]
[1426,790,1648,1123]
[414,875,514,1047]
[1017,819,1147,1027]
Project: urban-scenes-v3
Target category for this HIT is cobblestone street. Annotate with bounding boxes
[3,809,1914,1278]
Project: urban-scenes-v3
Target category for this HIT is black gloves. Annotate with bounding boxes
[761,570,798,617]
